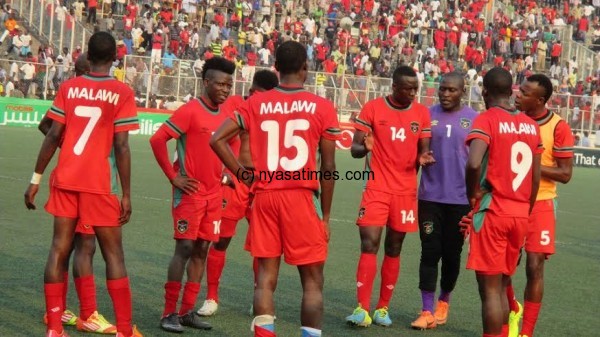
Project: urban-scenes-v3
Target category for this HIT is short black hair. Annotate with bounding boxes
[526,74,553,103]
[201,56,236,80]
[441,71,465,87]
[392,65,417,84]
[275,41,307,75]
[483,67,513,96]
[87,32,116,64]
[252,70,279,90]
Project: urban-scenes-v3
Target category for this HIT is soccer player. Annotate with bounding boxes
[149,56,235,333]
[464,67,542,337]
[506,74,574,337]
[411,72,478,330]
[24,31,142,337]
[38,52,118,334]
[198,69,280,316]
[347,65,435,327]
[210,40,340,337]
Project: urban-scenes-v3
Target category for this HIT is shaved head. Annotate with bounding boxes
[75,52,90,76]
[441,72,465,88]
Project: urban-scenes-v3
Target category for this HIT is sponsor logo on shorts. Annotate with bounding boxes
[222,198,228,209]
[177,219,188,233]
[460,118,472,129]
[358,207,366,219]
[410,121,419,133]
[423,221,434,234]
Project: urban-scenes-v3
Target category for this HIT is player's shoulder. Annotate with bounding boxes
[461,105,479,118]
[410,101,429,113]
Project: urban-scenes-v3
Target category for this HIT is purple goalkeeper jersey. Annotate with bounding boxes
[418,104,478,205]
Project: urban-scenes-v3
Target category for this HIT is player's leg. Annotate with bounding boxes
[436,204,471,325]
[161,238,194,332]
[476,272,506,336]
[348,189,388,326]
[521,253,545,337]
[44,232,75,327]
[412,200,443,330]
[177,238,212,330]
[252,257,281,337]
[298,262,325,337]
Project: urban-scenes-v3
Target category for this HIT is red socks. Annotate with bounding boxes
[356,253,377,311]
[506,283,519,312]
[377,255,400,309]
[107,277,132,337]
[206,248,227,302]
[62,272,69,310]
[179,282,201,315]
[75,275,97,320]
[521,301,542,337]
[45,282,64,332]
[501,324,509,337]
[163,281,182,317]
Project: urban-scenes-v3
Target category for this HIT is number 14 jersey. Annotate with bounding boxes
[233,86,341,191]
[47,73,139,195]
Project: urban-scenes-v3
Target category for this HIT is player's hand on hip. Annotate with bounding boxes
[364,133,374,151]
[222,172,235,189]
[459,210,474,240]
[171,174,199,195]
[24,184,39,210]
[119,195,132,225]
[419,150,436,167]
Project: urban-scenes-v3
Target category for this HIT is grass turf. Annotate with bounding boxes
[1,127,599,337]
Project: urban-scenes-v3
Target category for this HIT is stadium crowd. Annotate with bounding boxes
[1,0,600,138]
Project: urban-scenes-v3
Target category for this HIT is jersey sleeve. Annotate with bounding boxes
[419,106,432,139]
[321,101,342,141]
[114,90,140,133]
[232,99,251,131]
[552,120,575,158]
[163,105,191,139]
[353,101,373,133]
[466,114,491,145]
[47,85,66,124]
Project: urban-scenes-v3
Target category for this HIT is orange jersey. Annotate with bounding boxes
[466,107,543,217]
[233,86,341,191]
[46,73,139,194]
[354,97,432,195]
[534,112,574,200]
[162,98,232,200]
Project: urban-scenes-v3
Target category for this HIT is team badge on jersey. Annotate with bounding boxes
[222,198,228,209]
[460,118,472,129]
[410,121,420,133]
[177,219,188,233]
[431,119,439,126]
[358,207,366,219]
[423,221,434,235]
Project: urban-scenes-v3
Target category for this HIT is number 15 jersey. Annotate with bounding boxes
[47,73,139,195]
[465,107,543,217]
[354,97,431,195]
[233,86,341,191]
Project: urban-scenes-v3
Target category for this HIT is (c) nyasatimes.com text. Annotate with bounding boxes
[236,168,375,184]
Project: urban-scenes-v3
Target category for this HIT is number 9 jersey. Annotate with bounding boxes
[232,86,341,191]
[46,73,139,194]
[465,107,544,217]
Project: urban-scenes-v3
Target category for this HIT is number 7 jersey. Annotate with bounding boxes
[46,73,139,194]
[466,107,543,217]
[232,86,341,191]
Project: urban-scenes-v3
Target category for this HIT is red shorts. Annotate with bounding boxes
[249,189,327,265]
[466,211,527,276]
[525,199,557,255]
[172,196,221,242]
[45,186,121,227]
[220,179,252,238]
[356,189,418,232]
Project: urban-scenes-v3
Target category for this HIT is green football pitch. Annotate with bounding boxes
[1,127,599,337]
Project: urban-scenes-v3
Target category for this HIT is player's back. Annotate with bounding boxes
[239,86,340,191]
[469,107,542,217]
[220,95,245,158]
[48,73,138,194]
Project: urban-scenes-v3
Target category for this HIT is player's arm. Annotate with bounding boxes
[24,121,65,210]
[465,138,488,208]
[351,129,373,158]
[38,112,53,136]
[319,137,336,241]
[541,157,573,184]
[114,131,133,224]
[530,153,542,214]
[149,127,198,194]
[210,119,249,184]
[542,122,575,184]
[417,137,435,167]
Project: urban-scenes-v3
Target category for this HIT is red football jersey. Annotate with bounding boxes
[46,73,139,194]
[354,97,432,195]
[466,107,544,217]
[220,95,245,158]
[162,98,232,200]
[233,86,341,191]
